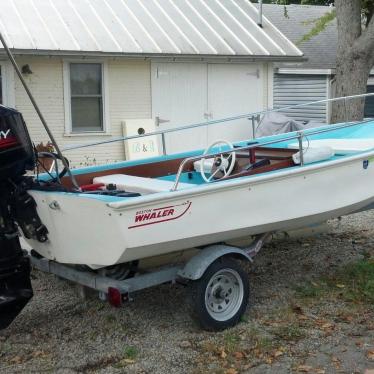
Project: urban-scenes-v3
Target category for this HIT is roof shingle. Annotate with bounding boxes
[259,3,337,69]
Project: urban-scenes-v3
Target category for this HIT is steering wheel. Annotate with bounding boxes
[37,151,69,181]
[200,140,236,183]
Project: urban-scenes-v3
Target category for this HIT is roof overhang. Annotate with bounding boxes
[276,67,335,75]
[0,0,303,61]
[0,49,305,63]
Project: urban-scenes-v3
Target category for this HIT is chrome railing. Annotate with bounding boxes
[171,118,373,191]
[61,92,374,154]
[56,93,374,190]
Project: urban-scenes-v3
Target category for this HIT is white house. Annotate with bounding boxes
[0,0,302,166]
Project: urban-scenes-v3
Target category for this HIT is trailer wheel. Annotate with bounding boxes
[190,257,249,331]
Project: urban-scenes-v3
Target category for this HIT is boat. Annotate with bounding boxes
[25,119,374,269]
[1,30,373,330]
[3,104,373,332]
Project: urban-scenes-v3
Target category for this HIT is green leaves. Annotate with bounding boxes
[297,9,336,45]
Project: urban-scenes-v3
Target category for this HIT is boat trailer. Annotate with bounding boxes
[29,233,271,331]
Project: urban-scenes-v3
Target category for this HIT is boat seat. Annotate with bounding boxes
[93,174,194,194]
[288,138,374,154]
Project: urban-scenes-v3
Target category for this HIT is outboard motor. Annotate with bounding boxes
[0,105,46,330]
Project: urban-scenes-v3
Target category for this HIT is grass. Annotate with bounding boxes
[255,336,274,351]
[88,331,99,341]
[123,346,138,360]
[271,325,305,342]
[105,314,116,324]
[295,282,327,299]
[295,259,374,304]
[245,326,275,350]
[112,346,139,369]
[0,342,12,358]
[339,260,374,303]
[223,332,241,352]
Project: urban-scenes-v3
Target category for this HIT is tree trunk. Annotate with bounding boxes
[331,0,374,123]
[332,50,372,123]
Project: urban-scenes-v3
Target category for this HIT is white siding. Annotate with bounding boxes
[13,57,151,167]
[273,74,328,122]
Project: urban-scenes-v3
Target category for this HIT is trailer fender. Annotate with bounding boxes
[178,244,252,281]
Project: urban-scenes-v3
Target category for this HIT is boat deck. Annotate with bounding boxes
[37,120,374,204]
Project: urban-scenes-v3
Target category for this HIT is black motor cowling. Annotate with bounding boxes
[0,105,36,330]
[0,105,35,179]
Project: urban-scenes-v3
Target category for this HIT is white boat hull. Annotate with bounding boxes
[26,151,374,268]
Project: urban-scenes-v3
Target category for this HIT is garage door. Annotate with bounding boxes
[273,74,328,122]
[151,62,263,154]
[151,63,208,154]
[207,64,262,144]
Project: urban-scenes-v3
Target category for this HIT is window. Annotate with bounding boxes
[364,85,374,118]
[69,63,104,133]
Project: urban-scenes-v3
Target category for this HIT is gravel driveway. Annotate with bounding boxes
[1,210,373,374]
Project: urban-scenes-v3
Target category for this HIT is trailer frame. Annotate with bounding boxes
[30,233,271,329]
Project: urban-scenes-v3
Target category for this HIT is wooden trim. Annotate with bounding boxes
[61,156,195,189]
[61,147,296,190]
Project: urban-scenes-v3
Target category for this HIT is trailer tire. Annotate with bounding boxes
[190,256,249,331]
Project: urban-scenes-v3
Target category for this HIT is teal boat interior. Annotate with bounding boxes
[36,120,374,203]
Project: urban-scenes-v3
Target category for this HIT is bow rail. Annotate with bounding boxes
[61,92,374,153]
[171,117,374,191]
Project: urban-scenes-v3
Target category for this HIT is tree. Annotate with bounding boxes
[253,0,374,122]
[332,0,374,122]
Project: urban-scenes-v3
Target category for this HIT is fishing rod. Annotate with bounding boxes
[0,32,80,191]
